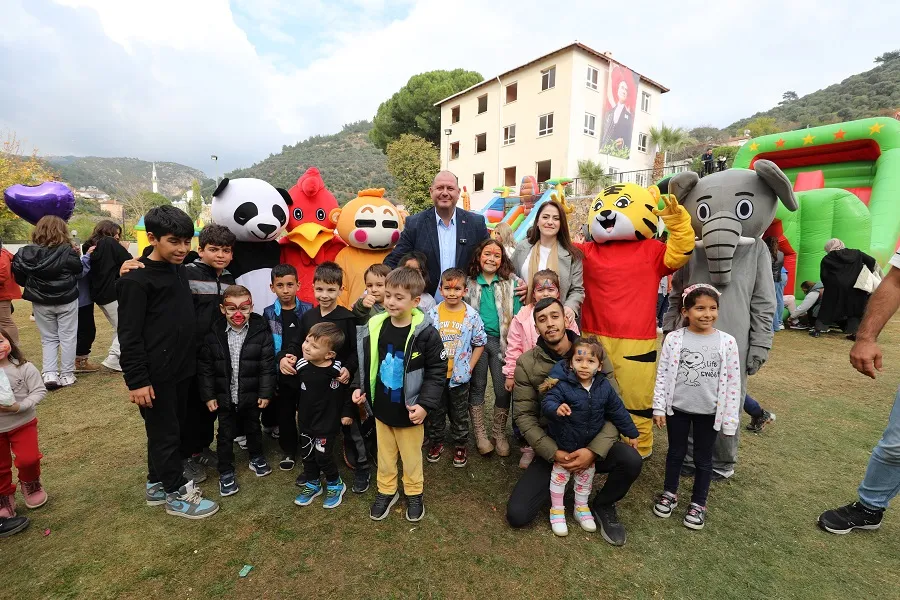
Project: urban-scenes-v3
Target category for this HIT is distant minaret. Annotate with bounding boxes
[151,162,158,194]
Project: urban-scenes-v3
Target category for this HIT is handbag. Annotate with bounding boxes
[854,265,882,294]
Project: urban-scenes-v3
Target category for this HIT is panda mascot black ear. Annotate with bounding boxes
[213,177,230,197]
[277,187,293,206]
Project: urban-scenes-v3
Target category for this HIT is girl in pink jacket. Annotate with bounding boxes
[502,269,579,468]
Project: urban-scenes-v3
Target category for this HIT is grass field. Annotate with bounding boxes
[3,301,899,599]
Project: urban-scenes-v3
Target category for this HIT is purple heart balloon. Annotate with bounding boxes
[3,182,75,225]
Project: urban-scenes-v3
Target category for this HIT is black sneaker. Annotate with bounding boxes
[0,515,29,538]
[747,410,776,432]
[809,329,822,338]
[593,503,626,546]
[683,503,706,530]
[194,448,218,469]
[279,455,295,471]
[352,469,370,494]
[248,457,272,477]
[370,491,399,521]
[406,494,425,522]
[818,501,884,534]
[295,473,308,488]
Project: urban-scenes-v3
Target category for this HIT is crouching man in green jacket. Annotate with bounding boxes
[506,297,643,546]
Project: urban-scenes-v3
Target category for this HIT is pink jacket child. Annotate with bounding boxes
[503,303,579,381]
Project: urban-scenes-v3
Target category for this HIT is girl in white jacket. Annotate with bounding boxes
[651,284,741,530]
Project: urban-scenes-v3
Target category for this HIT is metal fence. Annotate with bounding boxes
[539,160,734,196]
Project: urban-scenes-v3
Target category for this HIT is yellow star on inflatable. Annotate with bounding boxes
[802,134,815,145]
[870,122,884,134]
[749,142,759,151]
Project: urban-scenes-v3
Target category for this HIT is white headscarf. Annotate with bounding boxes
[824,238,846,252]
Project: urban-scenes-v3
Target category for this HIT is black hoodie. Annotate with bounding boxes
[116,256,196,390]
[12,243,82,305]
[89,236,133,305]
[285,306,359,379]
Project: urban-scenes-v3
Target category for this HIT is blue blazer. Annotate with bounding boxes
[385,207,489,296]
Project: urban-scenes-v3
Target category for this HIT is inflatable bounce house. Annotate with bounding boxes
[733,117,900,297]
[476,175,573,242]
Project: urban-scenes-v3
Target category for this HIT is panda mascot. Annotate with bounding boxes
[210,177,291,314]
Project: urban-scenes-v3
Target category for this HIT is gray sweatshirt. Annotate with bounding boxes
[0,361,47,433]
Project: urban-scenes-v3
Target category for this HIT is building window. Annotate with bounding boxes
[451,105,460,124]
[586,66,599,90]
[641,92,651,113]
[536,160,552,182]
[635,172,648,187]
[473,172,485,192]
[503,124,516,146]
[477,94,488,114]
[538,113,554,137]
[450,142,460,160]
[584,113,596,136]
[637,132,648,153]
[504,167,517,187]
[541,66,556,91]
[505,82,517,104]
[608,166,621,182]
[475,133,487,153]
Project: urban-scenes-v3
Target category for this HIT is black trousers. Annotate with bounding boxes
[261,395,278,428]
[301,432,339,483]
[216,402,263,475]
[140,377,191,494]
[506,442,643,528]
[424,381,470,445]
[276,386,298,457]
[180,376,216,458]
[664,409,716,507]
[76,303,96,356]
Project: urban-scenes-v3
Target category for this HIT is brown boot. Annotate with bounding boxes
[492,408,510,457]
[469,405,494,455]
[74,356,101,373]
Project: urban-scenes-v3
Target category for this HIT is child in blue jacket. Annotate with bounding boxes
[540,338,639,537]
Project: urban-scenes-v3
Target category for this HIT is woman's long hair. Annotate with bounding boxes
[32,215,71,247]
[467,239,515,280]
[525,200,582,260]
[88,220,122,247]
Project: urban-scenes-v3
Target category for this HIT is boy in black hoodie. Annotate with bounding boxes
[291,322,353,509]
[117,206,219,520]
[180,224,236,483]
[280,262,369,491]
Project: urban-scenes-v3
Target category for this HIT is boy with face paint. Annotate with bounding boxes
[197,285,276,497]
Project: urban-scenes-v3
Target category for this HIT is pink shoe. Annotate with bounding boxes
[0,494,15,518]
[20,480,47,509]
[519,446,535,469]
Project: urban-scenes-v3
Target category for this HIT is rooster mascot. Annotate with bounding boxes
[574,183,694,457]
[279,167,346,304]
[332,188,405,308]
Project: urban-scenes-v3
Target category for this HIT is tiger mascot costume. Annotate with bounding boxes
[575,183,694,457]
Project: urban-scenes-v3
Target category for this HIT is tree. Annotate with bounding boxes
[576,159,610,194]
[649,124,695,181]
[742,116,782,137]
[874,50,900,63]
[0,132,59,240]
[370,69,483,152]
[74,197,110,217]
[120,187,171,221]
[187,179,203,222]
[779,90,799,104]
[386,134,439,215]
[688,125,724,144]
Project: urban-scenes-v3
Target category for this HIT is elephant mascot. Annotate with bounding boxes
[662,160,798,478]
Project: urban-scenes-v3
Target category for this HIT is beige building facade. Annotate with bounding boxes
[436,43,668,208]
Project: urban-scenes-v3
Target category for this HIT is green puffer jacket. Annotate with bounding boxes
[512,331,618,462]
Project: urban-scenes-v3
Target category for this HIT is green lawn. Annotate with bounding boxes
[3,301,899,599]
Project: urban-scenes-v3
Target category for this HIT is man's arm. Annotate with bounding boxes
[384,215,417,268]
[513,360,558,461]
[851,265,900,378]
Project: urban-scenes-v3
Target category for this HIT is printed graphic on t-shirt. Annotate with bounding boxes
[437,305,465,375]
[379,344,405,403]
[676,342,721,387]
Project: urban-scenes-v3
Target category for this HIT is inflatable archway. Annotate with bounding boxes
[733,117,900,296]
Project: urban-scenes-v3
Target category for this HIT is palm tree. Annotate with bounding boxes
[577,159,611,195]
[649,124,695,181]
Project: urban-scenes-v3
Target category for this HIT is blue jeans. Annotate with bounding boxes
[858,386,900,510]
[773,277,787,331]
[743,394,762,418]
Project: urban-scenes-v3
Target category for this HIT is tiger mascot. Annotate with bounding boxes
[574,183,694,457]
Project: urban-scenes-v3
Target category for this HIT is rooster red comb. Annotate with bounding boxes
[298,167,324,196]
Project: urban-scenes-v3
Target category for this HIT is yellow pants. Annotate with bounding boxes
[376,419,425,495]
[586,334,658,458]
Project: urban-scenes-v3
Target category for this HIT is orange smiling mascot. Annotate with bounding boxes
[333,188,405,308]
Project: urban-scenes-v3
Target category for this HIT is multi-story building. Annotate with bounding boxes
[436,42,668,208]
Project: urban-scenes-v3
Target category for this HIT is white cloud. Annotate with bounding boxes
[1,0,898,175]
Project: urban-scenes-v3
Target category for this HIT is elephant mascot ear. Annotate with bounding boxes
[666,171,700,204]
[753,159,798,212]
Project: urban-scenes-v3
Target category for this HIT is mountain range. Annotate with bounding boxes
[45,156,209,198]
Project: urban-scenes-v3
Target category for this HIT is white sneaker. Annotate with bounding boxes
[102,354,122,372]
[42,373,60,391]
[550,508,568,537]
[235,435,248,450]
[58,373,76,387]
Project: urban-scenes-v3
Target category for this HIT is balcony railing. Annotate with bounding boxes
[541,159,734,196]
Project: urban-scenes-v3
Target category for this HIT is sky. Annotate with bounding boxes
[1,0,898,176]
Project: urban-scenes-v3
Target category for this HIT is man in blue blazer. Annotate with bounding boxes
[385,171,489,297]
